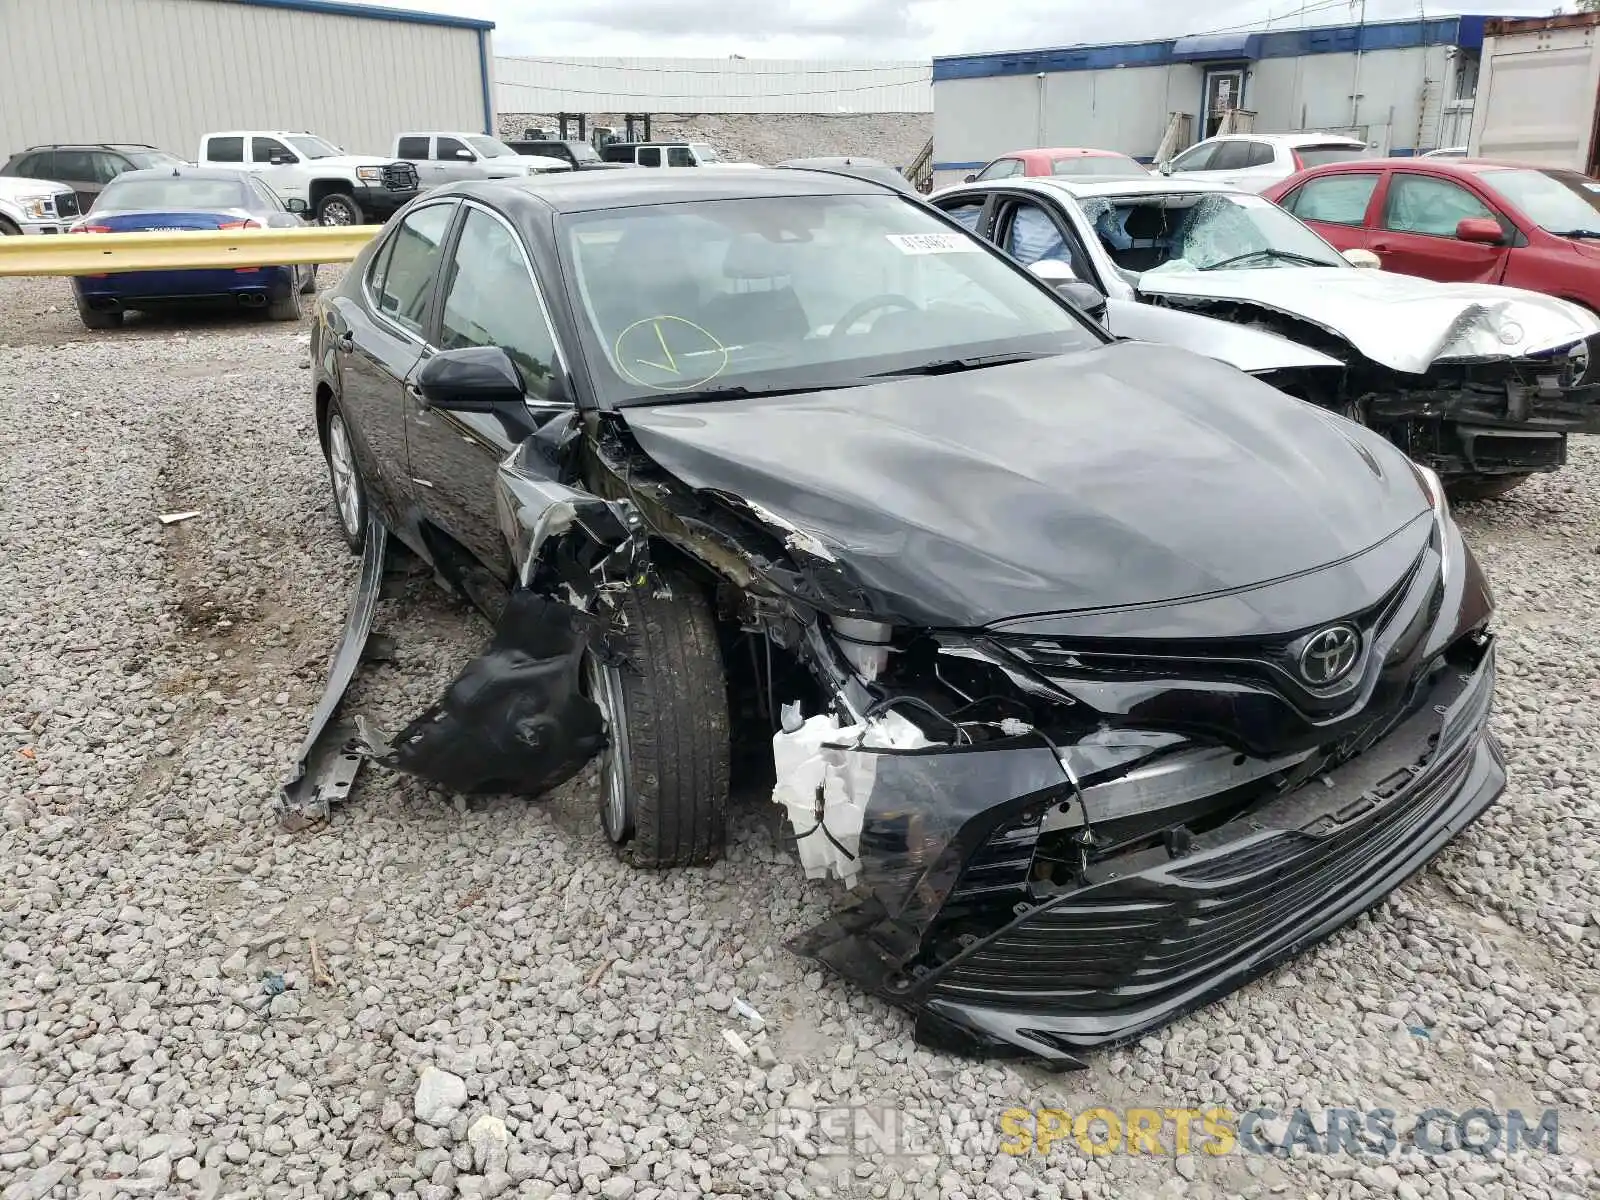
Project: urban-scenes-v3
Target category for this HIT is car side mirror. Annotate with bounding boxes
[416,346,526,412]
[270,154,294,166]
[284,197,308,214]
[455,149,476,161]
[1029,259,1108,324]
[1457,217,1505,245]
[1158,159,1175,176]
[963,173,977,183]
[1341,248,1383,269]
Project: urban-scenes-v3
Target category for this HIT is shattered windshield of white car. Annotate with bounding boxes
[1080,192,1347,276]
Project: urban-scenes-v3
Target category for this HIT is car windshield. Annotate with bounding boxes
[126,150,184,169]
[468,136,516,158]
[1052,155,1142,177]
[287,135,340,159]
[1295,145,1370,167]
[690,143,722,163]
[1482,168,1600,237]
[568,141,601,163]
[94,177,248,210]
[1078,190,1348,277]
[559,193,1104,406]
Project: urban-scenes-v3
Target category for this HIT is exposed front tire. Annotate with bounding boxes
[75,295,122,330]
[1447,473,1531,502]
[322,400,368,552]
[0,217,20,236]
[317,193,362,226]
[585,573,731,868]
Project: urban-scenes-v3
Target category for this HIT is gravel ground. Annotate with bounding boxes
[2,270,1598,1200]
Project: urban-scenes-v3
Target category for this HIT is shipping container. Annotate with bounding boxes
[1469,13,1600,174]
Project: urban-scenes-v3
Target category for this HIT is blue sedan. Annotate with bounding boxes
[68,167,316,329]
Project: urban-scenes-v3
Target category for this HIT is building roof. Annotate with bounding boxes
[199,0,493,33]
[933,15,1501,82]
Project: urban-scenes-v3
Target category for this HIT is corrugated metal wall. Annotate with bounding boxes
[932,45,1447,190]
[495,57,932,115]
[0,0,490,160]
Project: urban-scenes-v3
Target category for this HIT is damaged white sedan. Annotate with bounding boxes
[286,169,1505,1067]
[932,175,1600,499]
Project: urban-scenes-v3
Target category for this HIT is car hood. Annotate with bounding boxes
[310,154,400,168]
[619,342,1428,628]
[0,176,64,201]
[1135,266,1600,374]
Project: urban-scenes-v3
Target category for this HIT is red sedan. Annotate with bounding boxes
[964,147,1147,184]
[1263,157,1600,313]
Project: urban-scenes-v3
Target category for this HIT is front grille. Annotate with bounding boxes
[382,162,419,191]
[53,191,80,218]
[929,728,1478,1013]
[991,543,1436,717]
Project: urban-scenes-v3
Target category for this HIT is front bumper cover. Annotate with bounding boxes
[793,637,1503,1067]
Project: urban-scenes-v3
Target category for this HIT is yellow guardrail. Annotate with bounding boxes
[0,225,381,277]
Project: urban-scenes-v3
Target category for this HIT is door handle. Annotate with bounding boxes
[334,330,354,354]
[1370,242,1391,253]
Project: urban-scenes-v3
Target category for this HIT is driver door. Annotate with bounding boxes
[404,201,572,582]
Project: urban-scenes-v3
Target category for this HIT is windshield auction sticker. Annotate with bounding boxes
[886,232,982,254]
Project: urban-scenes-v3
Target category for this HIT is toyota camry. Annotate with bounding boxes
[285,169,1505,1064]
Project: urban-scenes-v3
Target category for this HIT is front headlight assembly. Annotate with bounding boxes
[355,166,385,185]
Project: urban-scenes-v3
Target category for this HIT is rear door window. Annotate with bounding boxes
[1285,173,1381,225]
[1382,173,1494,237]
[637,147,662,167]
[206,136,244,163]
[397,136,429,158]
[12,151,57,180]
[1243,141,1276,168]
[373,202,456,335]
[51,150,99,182]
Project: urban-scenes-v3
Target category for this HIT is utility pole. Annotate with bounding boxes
[1350,0,1367,129]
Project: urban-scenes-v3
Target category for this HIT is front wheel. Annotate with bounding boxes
[317,193,362,226]
[584,573,730,868]
[1447,473,1531,502]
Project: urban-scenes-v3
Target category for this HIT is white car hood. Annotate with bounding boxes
[308,154,400,168]
[488,155,569,175]
[1136,266,1600,374]
[1104,298,1341,373]
[0,175,64,201]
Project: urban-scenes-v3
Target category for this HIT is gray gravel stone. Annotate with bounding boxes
[1,272,1598,1200]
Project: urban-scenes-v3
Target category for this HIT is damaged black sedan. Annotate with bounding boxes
[291,169,1505,1065]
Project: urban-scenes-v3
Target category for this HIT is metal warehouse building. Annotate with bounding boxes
[932,15,1497,190]
[0,0,495,162]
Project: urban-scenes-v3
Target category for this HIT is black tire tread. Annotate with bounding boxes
[610,574,730,868]
[299,264,318,295]
[266,288,301,321]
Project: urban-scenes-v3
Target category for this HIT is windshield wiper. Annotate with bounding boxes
[627,381,866,406]
[867,351,1059,378]
[1550,229,1600,239]
[1200,248,1333,271]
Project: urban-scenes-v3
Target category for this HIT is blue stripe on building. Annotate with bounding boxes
[932,15,1492,82]
[221,0,494,32]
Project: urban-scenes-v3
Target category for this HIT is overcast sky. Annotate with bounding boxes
[377,0,1571,58]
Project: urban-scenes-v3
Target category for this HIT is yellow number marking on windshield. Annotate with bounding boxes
[614,315,730,392]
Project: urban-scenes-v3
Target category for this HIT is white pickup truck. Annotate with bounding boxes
[196,131,420,225]
[393,132,570,187]
[0,175,82,235]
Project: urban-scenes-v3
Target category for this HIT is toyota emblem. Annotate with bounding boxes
[1299,625,1361,686]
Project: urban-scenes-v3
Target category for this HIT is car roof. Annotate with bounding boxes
[449,167,890,213]
[26,143,162,151]
[1007,147,1136,159]
[1287,155,1575,178]
[107,167,251,184]
[1197,132,1366,147]
[950,175,1247,200]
